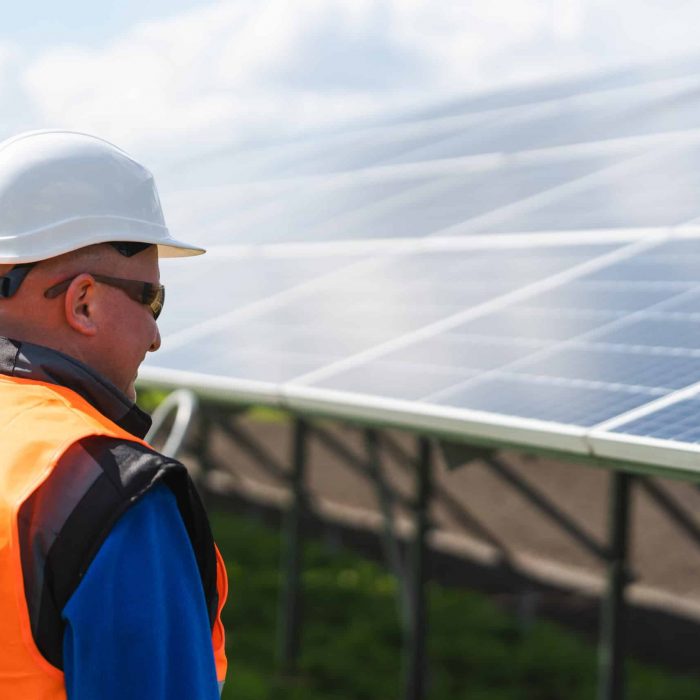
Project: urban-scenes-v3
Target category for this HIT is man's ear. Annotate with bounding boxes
[64,274,98,336]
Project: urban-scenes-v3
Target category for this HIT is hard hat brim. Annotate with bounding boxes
[0,216,205,264]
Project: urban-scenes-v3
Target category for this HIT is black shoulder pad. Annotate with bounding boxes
[18,435,217,669]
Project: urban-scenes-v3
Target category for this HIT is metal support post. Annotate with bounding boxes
[598,471,633,700]
[277,418,308,674]
[365,429,410,624]
[403,437,433,700]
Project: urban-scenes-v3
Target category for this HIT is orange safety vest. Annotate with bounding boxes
[0,373,227,699]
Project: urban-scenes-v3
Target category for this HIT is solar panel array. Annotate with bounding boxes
[143,61,700,474]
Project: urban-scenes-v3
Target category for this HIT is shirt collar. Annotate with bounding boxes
[0,336,152,438]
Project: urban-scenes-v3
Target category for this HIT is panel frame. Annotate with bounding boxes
[138,364,700,481]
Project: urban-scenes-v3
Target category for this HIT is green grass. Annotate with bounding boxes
[135,388,169,413]
[212,508,700,700]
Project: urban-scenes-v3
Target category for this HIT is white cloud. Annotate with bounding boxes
[0,42,13,76]
[16,0,700,162]
[0,42,19,98]
[0,42,36,140]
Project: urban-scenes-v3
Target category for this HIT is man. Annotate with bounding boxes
[0,131,227,699]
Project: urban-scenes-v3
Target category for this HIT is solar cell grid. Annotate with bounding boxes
[158,144,289,190]
[405,61,700,122]
[153,341,336,383]
[309,360,476,402]
[384,88,673,165]
[163,185,298,243]
[593,316,700,350]
[277,118,487,176]
[374,334,546,373]
[163,101,506,186]
[491,82,700,160]
[384,103,557,164]
[583,257,700,283]
[657,295,700,313]
[153,242,625,392]
[236,247,623,332]
[482,146,700,234]
[344,157,624,241]
[643,237,700,253]
[430,373,659,427]
[610,398,700,442]
[186,153,633,245]
[209,176,432,244]
[195,320,395,357]
[157,254,366,336]
[263,302,464,336]
[451,308,623,341]
[513,283,684,312]
[590,84,700,143]
[511,346,700,391]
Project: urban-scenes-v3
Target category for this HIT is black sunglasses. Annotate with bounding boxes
[44,274,165,320]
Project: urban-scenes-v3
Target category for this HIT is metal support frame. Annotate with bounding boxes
[639,477,700,548]
[485,455,609,561]
[598,471,633,700]
[168,400,688,699]
[313,424,413,508]
[403,437,433,700]
[364,429,411,623]
[391,435,511,556]
[277,418,309,674]
[218,416,289,482]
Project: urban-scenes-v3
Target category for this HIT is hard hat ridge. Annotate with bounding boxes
[0,130,205,264]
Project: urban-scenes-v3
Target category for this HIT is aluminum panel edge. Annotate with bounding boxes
[587,429,700,477]
[282,384,591,455]
[136,368,700,477]
[137,366,282,408]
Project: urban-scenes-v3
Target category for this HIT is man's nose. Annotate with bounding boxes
[149,325,161,352]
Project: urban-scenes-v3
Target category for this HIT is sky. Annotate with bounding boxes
[2,0,700,167]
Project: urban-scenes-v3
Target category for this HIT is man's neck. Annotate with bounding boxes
[0,336,151,438]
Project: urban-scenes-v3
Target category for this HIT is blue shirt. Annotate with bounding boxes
[61,484,221,699]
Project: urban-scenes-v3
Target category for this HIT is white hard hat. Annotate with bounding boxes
[0,130,205,264]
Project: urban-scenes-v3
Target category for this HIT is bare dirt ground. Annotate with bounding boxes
[190,411,700,672]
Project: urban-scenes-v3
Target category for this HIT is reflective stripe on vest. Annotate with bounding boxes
[0,374,227,698]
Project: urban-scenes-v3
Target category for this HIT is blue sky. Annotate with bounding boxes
[2,0,700,168]
[0,0,202,46]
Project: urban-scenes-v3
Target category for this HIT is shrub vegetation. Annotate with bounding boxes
[212,509,700,700]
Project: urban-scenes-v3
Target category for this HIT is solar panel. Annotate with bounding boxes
[401,59,700,122]
[481,146,700,233]
[142,58,700,474]
[512,346,700,391]
[156,253,367,337]
[612,398,700,442]
[432,374,655,427]
[383,82,698,165]
[592,316,700,349]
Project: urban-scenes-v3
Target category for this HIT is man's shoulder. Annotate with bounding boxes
[61,434,188,499]
[20,435,191,588]
[17,435,193,668]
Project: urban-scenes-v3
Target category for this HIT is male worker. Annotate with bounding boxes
[0,130,227,699]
